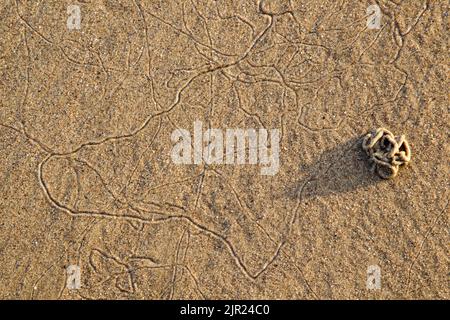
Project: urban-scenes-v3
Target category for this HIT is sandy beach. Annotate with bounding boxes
[0,0,448,299]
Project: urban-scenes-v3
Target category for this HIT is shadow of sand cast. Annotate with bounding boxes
[287,137,383,201]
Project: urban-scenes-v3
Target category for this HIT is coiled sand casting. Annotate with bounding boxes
[362,128,411,179]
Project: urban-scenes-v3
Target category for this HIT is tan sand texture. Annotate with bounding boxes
[0,0,448,299]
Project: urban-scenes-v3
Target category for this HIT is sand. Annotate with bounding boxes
[0,0,448,299]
